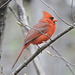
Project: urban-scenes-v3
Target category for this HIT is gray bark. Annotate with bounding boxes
[0,0,11,59]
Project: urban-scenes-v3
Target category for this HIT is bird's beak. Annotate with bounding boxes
[53,18,57,22]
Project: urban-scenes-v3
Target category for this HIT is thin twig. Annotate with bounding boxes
[9,7,41,32]
[71,0,75,22]
[10,23,75,75]
[9,6,30,31]
[0,0,12,9]
[71,0,73,19]
[9,7,19,21]
[50,45,75,75]
[66,64,75,75]
[51,45,75,66]
[40,0,75,27]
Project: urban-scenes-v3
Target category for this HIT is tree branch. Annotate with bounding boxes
[50,45,75,75]
[10,0,46,75]
[10,22,75,75]
[0,0,11,60]
[10,0,75,74]
[0,0,12,9]
[40,0,75,27]
[71,0,75,22]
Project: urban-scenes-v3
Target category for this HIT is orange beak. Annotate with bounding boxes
[53,18,57,22]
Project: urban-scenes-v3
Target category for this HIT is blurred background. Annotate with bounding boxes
[1,0,75,75]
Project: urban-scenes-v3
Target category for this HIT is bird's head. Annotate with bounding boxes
[40,11,57,24]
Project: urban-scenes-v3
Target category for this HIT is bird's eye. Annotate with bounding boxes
[49,17,54,20]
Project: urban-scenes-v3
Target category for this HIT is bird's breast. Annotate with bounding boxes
[47,24,56,37]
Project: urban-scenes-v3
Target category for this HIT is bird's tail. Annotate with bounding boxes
[12,42,30,69]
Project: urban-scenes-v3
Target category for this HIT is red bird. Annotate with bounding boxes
[12,11,57,68]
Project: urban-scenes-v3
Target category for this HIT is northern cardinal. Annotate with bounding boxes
[12,11,57,68]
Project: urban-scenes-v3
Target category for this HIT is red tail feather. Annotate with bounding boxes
[12,43,30,69]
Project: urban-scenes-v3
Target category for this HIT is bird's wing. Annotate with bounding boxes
[24,22,49,44]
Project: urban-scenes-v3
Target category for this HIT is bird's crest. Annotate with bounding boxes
[43,11,53,18]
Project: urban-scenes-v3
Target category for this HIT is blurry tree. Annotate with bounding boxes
[0,0,11,60]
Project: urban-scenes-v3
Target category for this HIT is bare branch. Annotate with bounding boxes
[71,0,75,22]
[50,45,75,75]
[10,23,75,75]
[71,0,73,19]
[15,0,30,31]
[0,0,12,9]
[9,6,30,32]
[66,64,75,75]
[8,7,19,22]
[51,45,75,66]
[40,0,75,27]
[32,56,45,75]
[10,0,46,75]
